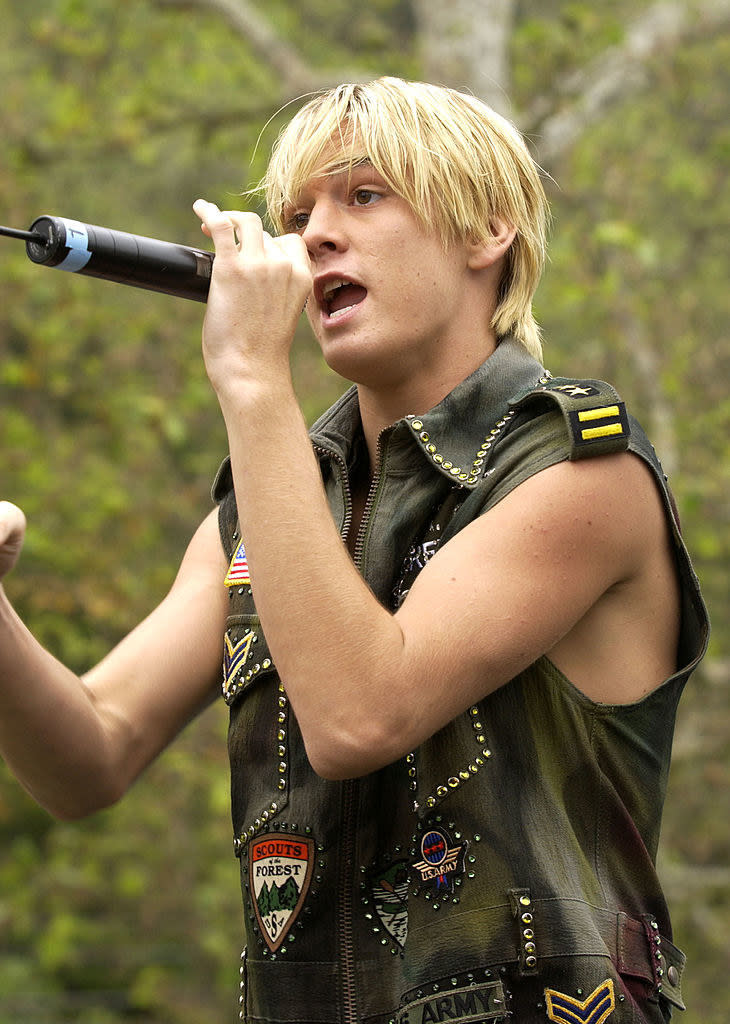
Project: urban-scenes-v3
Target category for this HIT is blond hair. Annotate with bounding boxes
[262,77,550,359]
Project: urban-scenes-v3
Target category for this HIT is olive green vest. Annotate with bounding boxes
[213,339,708,1024]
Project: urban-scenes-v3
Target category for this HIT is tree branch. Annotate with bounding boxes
[153,0,320,95]
[150,0,730,168]
[412,0,516,114]
[522,0,730,164]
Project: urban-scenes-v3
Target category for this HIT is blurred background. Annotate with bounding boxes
[0,0,728,1021]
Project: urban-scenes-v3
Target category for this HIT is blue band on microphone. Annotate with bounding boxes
[57,219,92,272]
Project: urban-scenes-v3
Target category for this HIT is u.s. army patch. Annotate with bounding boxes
[249,833,315,953]
[544,979,615,1024]
[412,826,466,897]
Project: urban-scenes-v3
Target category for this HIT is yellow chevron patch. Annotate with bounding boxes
[223,629,256,701]
[544,978,616,1024]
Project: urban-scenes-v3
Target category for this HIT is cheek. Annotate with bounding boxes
[400,264,459,319]
[401,237,460,295]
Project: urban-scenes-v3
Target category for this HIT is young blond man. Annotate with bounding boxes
[0,78,708,1023]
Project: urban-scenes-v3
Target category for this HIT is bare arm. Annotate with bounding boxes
[0,504,228,820]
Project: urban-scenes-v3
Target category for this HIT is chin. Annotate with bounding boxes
[321,339,405,390]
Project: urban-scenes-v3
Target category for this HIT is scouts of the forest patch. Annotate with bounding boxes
[249,833,315,952]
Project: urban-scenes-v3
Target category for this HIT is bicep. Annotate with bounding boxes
[81,507,229,787]
[393,455,646,734]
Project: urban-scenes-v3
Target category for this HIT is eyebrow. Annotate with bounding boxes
[284,159,383,213]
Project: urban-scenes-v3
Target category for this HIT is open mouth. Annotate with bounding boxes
[321,279,367,320]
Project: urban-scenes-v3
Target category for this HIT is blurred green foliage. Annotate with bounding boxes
[1,1,728,1021]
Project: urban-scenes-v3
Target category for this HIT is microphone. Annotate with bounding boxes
[0,216,213,302]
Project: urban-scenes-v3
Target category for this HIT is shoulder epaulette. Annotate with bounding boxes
[508,377,630,460]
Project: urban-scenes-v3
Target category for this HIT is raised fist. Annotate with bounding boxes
[0,502,27,581]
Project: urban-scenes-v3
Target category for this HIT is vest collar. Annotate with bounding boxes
[310,337,548,490]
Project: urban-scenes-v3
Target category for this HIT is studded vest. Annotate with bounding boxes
[213,339,708,1024]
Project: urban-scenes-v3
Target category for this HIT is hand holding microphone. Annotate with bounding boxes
[192,199,312,394]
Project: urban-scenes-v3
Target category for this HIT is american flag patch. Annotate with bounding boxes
[224,539,251,588]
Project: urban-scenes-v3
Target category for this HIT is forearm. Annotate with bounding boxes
[218,380,408,775]
[0,585,120,818]
[195,200,422,774]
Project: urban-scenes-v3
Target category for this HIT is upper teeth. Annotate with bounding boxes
[323,278,348,298]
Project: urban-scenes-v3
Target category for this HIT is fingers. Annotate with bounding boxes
[193,200,307,263]
[270,230,309,264]
[193,200,312,300]
[193,199,241,257]
[193,200,269,256]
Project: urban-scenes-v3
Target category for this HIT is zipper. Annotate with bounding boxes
[313,442,359,1021]
[352,427,391,569]
[338,434,388,1022]
[315,430,391,1023]
[338,778,359,1024]
[314,427,391,565]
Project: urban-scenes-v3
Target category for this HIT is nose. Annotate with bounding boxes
[301,198,347,258]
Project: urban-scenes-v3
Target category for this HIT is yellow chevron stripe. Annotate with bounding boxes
[578,405,620,422]
[581,423,625,440]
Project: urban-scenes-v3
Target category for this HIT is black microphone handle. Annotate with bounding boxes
[25,216,213,302]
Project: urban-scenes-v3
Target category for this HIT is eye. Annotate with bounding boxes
[287,211,310,233]
[352,189,381,207]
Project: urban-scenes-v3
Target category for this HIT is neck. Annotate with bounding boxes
[356,335,498,471]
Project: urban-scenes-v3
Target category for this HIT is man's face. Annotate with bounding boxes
[285,161,489,392]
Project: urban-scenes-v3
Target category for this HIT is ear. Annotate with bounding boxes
[467,218,517,270]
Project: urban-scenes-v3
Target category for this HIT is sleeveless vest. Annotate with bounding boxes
[213,338,708,1024]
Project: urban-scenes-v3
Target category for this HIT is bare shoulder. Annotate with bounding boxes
[524,451,677,595]
[465,450,670,588]
[397,451,679,718]
[516,450,670,561]
[525,452,681,703]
